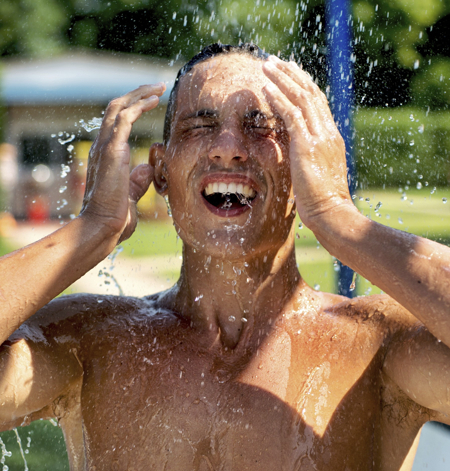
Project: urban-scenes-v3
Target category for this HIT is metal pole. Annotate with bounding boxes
[326,0,356,297]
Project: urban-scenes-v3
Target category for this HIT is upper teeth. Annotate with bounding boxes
[204,182,256,198]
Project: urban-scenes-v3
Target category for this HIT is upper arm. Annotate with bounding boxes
[383,323,450,424]
[0,313,83,429]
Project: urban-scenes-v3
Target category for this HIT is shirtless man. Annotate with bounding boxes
[0,43,449,471]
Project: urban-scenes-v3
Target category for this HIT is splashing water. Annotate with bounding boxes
[97,246,125,296]
[13,429,28,471]
[79,117,103,132]
[57,134,76,145]
[0,436,12,470]
[164,195,172,217]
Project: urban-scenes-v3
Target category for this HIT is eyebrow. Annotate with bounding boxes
[181,109,219,120]
[245,109,284,125]
[180,108,281,122]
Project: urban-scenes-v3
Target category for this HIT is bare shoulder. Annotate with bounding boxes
[9,290,184,353]
[321,292,421,335]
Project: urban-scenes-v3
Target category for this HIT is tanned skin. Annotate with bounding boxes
[0,53,449,471]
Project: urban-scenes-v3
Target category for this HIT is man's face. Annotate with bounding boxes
[163,54,296,260]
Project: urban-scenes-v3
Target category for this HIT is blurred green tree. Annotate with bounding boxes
[0,0,449,107]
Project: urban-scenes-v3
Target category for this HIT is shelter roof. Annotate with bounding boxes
[1,50,177,105]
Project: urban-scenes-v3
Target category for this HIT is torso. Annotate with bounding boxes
[38,290,433,471]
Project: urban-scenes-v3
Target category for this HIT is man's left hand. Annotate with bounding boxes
[262,55,354,231]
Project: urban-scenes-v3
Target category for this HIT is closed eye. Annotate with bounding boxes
[245,123,276,135]
[193,124,214,129]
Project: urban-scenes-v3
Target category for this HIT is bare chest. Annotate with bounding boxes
[79,325,384,470]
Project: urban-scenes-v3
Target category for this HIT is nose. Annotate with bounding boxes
[207,128,248,166]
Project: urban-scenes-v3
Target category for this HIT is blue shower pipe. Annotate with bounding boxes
[325,0,356,297]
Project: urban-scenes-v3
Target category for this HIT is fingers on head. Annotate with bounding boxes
[273,64,332,127]
[101,83,165,129]
[105,95,159,146]
[264,84,308,135]
[268,56,317,94]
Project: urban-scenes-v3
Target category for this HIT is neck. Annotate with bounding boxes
[170,231,302,350]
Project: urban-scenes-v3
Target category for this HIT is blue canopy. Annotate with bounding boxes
[1,51,176,105]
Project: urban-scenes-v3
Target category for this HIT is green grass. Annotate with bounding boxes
[0,237,14,257]
[0,421,68,470]
[355,186,450,239]
[120,217,182,257]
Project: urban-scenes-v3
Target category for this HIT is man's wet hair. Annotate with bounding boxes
[163,43,269,145]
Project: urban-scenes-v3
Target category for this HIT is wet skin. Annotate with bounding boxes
[1,54,450,471]
[6,289,439,471]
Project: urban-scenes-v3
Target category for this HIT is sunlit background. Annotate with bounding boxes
[0,0,449,469]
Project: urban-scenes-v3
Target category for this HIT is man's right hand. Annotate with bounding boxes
[80,83,166,243]
[0,83,166,340]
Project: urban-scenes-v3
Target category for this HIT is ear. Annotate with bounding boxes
[149,143,168,196]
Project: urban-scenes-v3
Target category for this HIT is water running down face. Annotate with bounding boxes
[160,53,295,257]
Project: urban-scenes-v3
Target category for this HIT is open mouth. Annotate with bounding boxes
[202,181,257,216]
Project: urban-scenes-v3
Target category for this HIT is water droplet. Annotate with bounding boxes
[314,284,320,290]
[333,259,340,272]
[374,202,382,212]
[298,222,303,230]
[416,182,422,190]
[418,124,424,134]
[57,134,76,145]
[79,117,103,132]
[443,198,448,204]
[59,186,67,193]
[194,294,203,302]
[242,317,248,323]
[228,316,236,322]
[164,195,172,217]
[204,256,211,270]
[398,218,403,224]
[349,272,357,291]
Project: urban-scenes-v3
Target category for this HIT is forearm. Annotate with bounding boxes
[311,203,450,345]
[0,215,117,343]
